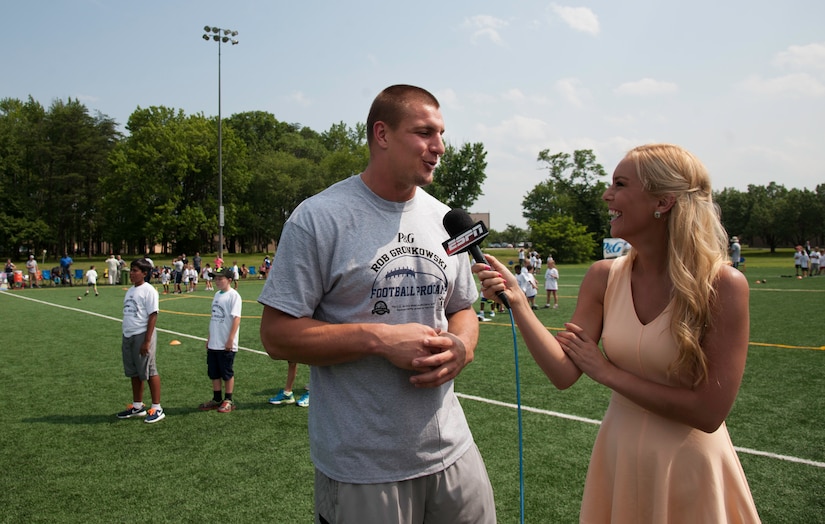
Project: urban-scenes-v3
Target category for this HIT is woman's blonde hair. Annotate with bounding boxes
[625,144,730,384]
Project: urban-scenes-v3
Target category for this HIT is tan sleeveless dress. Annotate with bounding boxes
[580,255,760,523]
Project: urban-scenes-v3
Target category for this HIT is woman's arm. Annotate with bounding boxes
[559,266,750,432]
[474,255,612,389]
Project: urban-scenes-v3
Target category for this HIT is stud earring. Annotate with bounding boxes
[654,211,661,219]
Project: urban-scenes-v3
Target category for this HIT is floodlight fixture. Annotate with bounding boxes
[201,25,239,259]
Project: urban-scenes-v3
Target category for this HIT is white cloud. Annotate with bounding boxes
[476,114,556,160]
[772,42,825,70]
[498,89,552,107]
[473,28,503,45]
[738,73,825,97]
[467,92,498,106]
[614,78,679,96]
[436,88,461,110]
[555,77,590,107]
[501,88,526,102]
[603,114,636,127]
[550,4,600,36]
[288,91,312,106]
[603,136,644,158]
[464,15,508,45]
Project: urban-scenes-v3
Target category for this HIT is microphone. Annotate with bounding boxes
[442,208,511,309]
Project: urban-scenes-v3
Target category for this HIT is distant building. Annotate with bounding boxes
[469,212,490,229]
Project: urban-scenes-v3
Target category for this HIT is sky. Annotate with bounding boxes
[3,0,824,230]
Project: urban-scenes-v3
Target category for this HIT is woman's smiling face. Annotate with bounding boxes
[602,158,660,241]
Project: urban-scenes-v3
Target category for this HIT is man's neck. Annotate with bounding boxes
[360,168,417,203]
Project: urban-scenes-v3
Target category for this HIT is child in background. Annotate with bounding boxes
[477,296,492,322]
[517,263,538,310]
[182,263,191,293]
[202,263,213,291]
[268,362,310,408]
[84,265,99,296]
[527,263,539,309]
[161,268,171,294]
[231,261,240,290]
[117,258,164,423]
[188,264,198,292]
[199,268,242,413]
[809,247,820,277]
[544,258,559,309]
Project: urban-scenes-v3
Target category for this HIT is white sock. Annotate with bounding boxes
[151,403,162,411]
[132,402,144,410]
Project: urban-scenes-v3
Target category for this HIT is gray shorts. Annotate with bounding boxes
[314,443,496,524]
[121,331,157,381]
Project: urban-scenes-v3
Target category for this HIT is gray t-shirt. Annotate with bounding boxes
[258,174,479,483]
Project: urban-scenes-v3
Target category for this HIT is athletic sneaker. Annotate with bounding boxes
[297,391,310,408]
[217,399,236,413]
[117,404,146,419]
[477,315,491,322]
[144,407,165,424]
[198,399,221,411]
[489,311,495,318]
[268,389,295,405]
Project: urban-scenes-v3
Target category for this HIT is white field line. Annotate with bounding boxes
[4,291,824,469]
[1,291,268,355]
[455,393,825,469]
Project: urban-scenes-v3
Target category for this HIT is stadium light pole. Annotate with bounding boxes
[202,25,238,261]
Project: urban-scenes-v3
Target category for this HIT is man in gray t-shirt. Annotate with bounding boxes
[259,85,495,524]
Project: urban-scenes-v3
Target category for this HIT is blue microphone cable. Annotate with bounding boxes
[506,307,526,524]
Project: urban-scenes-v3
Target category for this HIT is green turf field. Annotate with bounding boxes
[1,251,823,522]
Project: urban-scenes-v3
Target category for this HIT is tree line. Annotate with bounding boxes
[2,96,821,263]
[0,96,486,261]
[486,149,824,263]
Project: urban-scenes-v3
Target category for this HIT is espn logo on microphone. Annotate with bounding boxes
[442,221,489,256]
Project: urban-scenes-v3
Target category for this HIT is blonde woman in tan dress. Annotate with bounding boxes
[475,144,760,523]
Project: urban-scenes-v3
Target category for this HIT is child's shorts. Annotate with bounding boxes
[122,331,157,381]
[206,350,236,381]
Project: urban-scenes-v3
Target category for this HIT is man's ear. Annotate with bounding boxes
[373,121,389,149]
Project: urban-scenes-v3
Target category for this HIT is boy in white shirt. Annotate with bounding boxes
[199,268,242,413]
[117,258,164,423]
[84,266,99,296]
